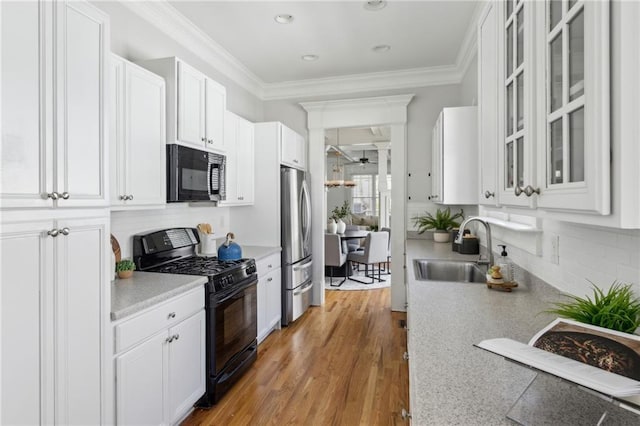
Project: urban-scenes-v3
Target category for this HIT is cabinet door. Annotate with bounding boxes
[430,114,442,203]
[236,116,254,204]
[55,1,109,207]
[222,111,238,203]
[1,0,53,208]
[497,0,536,207]
[0,220,55,425]
[125,64,166,206]
[256,275,268,343]
[265,270,282,332]
[54,215,109,425]
[280,124,302,169]
[478,2,500,206]
[295,131,307,171]
[205,78,226,152]
[109,54,126,205]
[534,0,610,214]
[116,332,166,426]
[177,61,206,147]
[168,310,206,424]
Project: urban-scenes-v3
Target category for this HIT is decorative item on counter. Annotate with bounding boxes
[116,259,136,279]
[495,245,514,283]
[486,265,518,292]
[412,207,464,243]
[218,232,242,260]
[197,223,218,255]
[546,282,640,333]
[327,218,338,234]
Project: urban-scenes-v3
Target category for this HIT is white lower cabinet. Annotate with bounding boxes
[256,252,282,343]
[0,213,110,425]
[114,287,206,425]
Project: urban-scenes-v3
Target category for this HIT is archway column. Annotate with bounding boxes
[301,95,414,311]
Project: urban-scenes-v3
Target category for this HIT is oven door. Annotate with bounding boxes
[212,280,257,375]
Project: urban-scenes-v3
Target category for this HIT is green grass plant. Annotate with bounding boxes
[547,282,640,334]
[412,207,464,233]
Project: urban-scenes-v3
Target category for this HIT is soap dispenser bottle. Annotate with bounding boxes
[496,245,514,284]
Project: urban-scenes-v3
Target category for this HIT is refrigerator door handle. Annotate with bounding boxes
[293,260,313,271]
[293,280,313,296]
[301,179,311,250]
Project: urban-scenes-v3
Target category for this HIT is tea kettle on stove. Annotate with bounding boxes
[218,232,242,260]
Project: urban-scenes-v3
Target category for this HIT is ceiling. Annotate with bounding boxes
[167,1,479,84]
[325,127,391,164]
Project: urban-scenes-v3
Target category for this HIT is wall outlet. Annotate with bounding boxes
[550,235,560,265]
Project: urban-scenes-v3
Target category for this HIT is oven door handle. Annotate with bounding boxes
[215,280,257,305]
[293,280,313,296]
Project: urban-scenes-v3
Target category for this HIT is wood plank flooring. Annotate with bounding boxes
[183,288,409,426]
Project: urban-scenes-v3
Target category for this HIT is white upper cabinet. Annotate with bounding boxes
[478,2,500,206]
[138,57,226,154]
[110,54,166,209]
[430,107,478,205]
[1,0,109,209]
[491,0,610,214]
[280,124,307,171]
[219,111,255,206]
[534,0,610,214]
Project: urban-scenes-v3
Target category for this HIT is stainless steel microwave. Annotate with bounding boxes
[167,144,226,202]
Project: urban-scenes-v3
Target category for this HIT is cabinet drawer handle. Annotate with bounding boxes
[484,190,495,199]
[168,312,176,319]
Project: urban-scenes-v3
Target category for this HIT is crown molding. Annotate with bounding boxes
[120,0,264,98]
[119,0,484,101]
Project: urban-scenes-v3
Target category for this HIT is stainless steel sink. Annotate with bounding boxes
[413,259,486,283]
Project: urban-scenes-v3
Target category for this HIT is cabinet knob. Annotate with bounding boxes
[48,229,59,237]
[484,190,495,199]
[47,192,60,200]
[128,195,134,201]
[208,139,213,144]
[267,264,272,268]
[293,159,298,163]
[168,312,176,319]
[201,137,206,142]
[523,185,540,197]
[514,185,524,197]
[267,277,273,282]
[60,227,70,236]
[60,192,70,200]
[166,336,174,343]
[402,351,409,361]
[173,334,180,341]
[238,196,243,200]
[401,409,412,420]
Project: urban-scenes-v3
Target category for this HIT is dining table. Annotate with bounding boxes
[324,230,370,278]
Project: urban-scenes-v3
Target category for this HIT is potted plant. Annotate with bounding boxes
[547,282,640,334]
[331,201,351,234]
[412,207,464,243]
[116,259,136,279]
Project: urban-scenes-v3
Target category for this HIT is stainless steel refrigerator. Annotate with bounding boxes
[280,167,312,326]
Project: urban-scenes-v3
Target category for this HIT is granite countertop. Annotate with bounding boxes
[242,245,281,261]
[111,272,207,321]
[406,239,563,424]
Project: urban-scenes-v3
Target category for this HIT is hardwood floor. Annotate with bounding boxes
[183,288,409,426]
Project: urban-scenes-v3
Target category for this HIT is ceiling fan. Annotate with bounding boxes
[349,150,377,166]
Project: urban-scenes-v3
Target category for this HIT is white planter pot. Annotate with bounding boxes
[336,219,346,234]
[327,220,337,234]
[433,230,450,243]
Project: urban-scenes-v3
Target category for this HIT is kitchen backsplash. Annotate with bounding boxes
[111,204,230,259]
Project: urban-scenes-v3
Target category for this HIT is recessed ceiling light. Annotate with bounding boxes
[372,44,391,53]
[274,14,294,24]
[301,54,319,62]
[364,1,387,11]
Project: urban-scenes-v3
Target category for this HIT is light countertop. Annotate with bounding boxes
[241,245,281,261]
[111,272,207,321]
[405,239,639,424]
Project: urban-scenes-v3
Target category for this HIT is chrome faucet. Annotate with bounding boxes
[454,217,494,267]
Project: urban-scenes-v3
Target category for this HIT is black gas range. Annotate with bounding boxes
[133,227,258,406]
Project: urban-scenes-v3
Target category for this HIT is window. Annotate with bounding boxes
[351,174,391,215]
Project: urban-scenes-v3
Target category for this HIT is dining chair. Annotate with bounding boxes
[325,233,347,287]
[380,227,391,274]
[346,231,389,284]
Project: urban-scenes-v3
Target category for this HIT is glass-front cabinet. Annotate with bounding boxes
[493,0,610,214]
[535,0,610,214]
[498,0,536,207]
